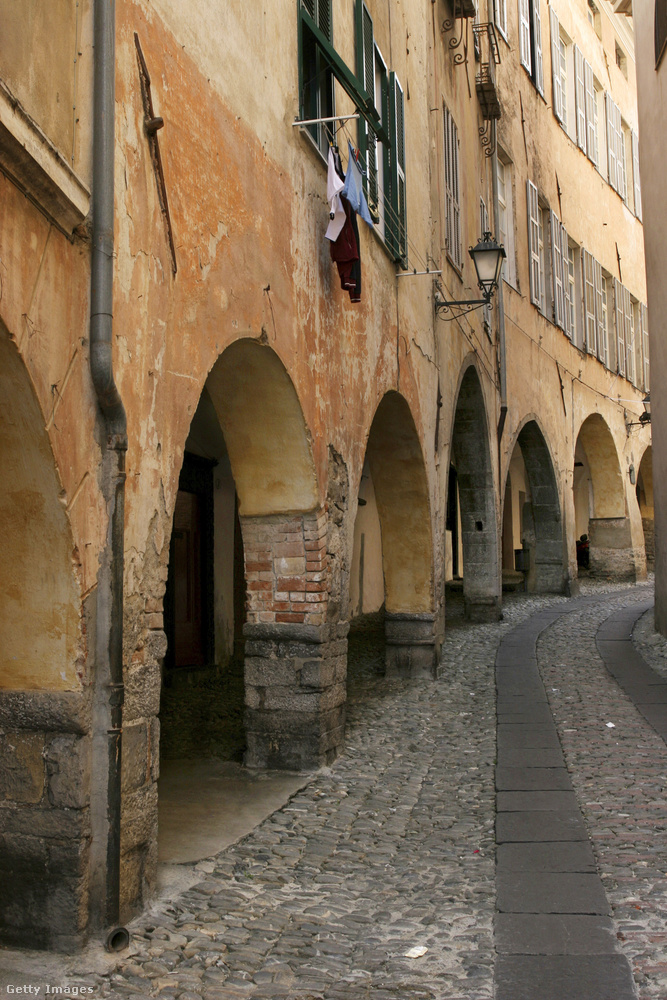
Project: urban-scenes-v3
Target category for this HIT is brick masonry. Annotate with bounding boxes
[241,509,348,770]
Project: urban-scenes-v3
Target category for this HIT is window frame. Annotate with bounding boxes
[497,154,517,289]
[519,0,544,95]
[444,102,463,273]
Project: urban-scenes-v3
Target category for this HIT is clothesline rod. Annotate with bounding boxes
[396,270,443,277]
[292,114,361,126]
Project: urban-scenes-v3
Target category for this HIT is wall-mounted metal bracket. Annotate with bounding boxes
[135,33,177,275]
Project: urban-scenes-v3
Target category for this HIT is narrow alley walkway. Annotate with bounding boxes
[3,583,667,1000]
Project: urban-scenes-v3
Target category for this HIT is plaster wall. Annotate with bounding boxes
[349,460,384,618]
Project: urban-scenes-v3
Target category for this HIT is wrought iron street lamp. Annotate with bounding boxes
[625,392,652,431]
[435,232,506,314]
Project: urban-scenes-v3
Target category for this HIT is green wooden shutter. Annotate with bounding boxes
[389,71,407,265]
[355,2,377,208]
[317,0,332,40]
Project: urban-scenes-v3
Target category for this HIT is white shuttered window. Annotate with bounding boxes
[632,130,642,220]
[574,46,587,153]
[550,8,564,124]
[614,278,626,377]
[584,61,598,167]
[532,0,544,95]
[550,210,564,329]
[519,0,532,74]
[624,287,635,384]
[519,0,543,92]
[527,180,541,307]
[444,104,462,271]
[641,304,649,389]
[582,249,596,353]
[562,228,574,340]
[593,259,608,367]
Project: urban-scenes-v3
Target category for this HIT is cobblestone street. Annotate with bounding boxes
[4,582,667,999]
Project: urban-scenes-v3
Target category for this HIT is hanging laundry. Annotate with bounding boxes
[325,146,346,242]
[341,141,374,228]
[330,196,361,303]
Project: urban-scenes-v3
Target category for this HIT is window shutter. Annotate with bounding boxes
[550,8,563,123]
[632,130,642,221]
[356,3,377,209]
[641,303,649,390]
[584,60,597,166]
[593,259,607,366]
[550,210,564,329]
[317,0,332,39]
[519,0,532,74]
[452,117,461,270]
[532,0,544,95]
[605,93,617,191]
[624,287,635,384]
[582,249,596,353]
[495,0,507,36]
[614,278,626,376]
[616,105,627,202]
[527,180,540,306]
[389,71,407,265]
[444,107,453,265]
[574,46,587,153]
[561,224,572,339]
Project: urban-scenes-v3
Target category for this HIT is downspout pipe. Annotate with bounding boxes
[90,0,129,951]
[491,121,508,451]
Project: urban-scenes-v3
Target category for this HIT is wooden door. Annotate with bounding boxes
[172,489,205,667]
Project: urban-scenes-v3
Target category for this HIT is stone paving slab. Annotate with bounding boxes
[497,790,579,811]
[496,809,588,843]
[496,725,561,749]
[495,767,572,791]
[497,872,610,914]
[495,954,637,1000]
[496,748,566,768]
[495,913,618,954]
[496,705,555,723]
[496,841,598,873]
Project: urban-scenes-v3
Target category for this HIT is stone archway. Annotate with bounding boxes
[574,414,635,579]
[350,391,436,676]
[0,324,85,950]
[164,339,344,771]
[449,365,500,620]
[502,420,565,593]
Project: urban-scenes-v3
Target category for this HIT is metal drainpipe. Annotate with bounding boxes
[90,0,129,952]
[491,121,508,449]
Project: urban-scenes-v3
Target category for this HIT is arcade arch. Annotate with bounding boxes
[349,391,436,676]
[574,414,635,578]
[501,420,565,593]
[447,365,500,620]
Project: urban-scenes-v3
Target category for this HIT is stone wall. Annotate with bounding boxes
[0,692,91,951]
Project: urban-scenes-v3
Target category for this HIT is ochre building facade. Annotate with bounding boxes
[0,0,652,949]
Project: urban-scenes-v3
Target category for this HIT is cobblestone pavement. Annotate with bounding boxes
[537,584,667,1000]
[5,582,667,1000]
[89,594,567,1000]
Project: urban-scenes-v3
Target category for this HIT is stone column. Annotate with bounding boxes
[384,612,437,678]
[588,517,640,580]
[242,508,347,770]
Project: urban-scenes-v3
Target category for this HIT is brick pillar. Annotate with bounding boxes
[241,509,347,770]
[384,612,437,678]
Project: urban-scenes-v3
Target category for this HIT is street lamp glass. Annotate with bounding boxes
[469,232,506,297]
[642,392,651,418]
